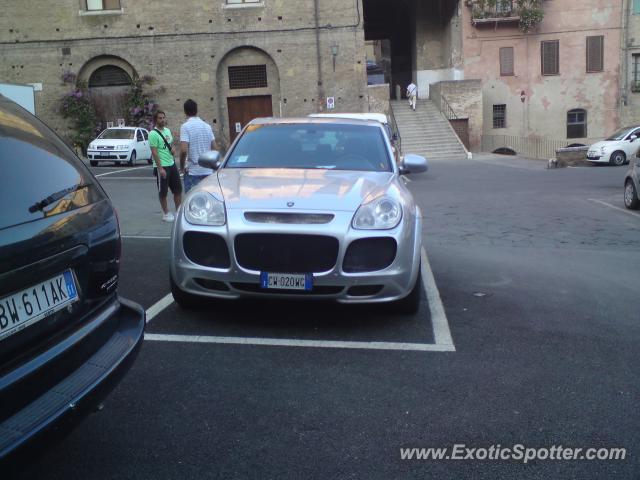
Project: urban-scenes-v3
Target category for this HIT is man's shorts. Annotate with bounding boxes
[156,163,182,197]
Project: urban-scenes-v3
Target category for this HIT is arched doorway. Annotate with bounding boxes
[216,47,281,146]
[363,0,413,99]
[80,56,135,127]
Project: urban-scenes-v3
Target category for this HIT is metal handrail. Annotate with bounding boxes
[388,106,402,157]
[431,88,458,121]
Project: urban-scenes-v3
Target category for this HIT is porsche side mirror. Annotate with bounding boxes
[400,154,428,174]
[198,150,221,170]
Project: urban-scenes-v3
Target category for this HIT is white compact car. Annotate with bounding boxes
[87,127,153,167]
[586,126,640,166]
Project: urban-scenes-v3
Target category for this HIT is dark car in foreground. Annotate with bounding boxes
[0,95,145,466]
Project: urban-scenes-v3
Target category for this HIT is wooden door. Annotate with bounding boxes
[449,119,470,150]
[227,95,273,143]
[90,85,129,127]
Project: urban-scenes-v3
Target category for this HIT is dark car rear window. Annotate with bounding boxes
[0,97,100,230]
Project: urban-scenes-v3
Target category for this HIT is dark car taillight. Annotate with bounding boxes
[113,207,122,267]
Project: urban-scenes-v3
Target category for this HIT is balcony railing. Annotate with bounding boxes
[467,0,520,25]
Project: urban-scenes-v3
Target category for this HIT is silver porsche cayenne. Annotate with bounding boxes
[169,117,428,313]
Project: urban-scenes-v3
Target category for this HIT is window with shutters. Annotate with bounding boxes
[634,0,640,15]
[493,105,507,129]
[586,36,604,73]
[500,47,514,76]
[567,109,587,139]
[83,0,121,10]
[228,65,268,89]
[541,40,559,76]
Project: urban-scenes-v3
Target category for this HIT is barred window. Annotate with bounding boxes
[84,0,121,10]
[89,65,132,87]
[493,104,506,129]
[541,40,559,76]
[586,36,604,73]
[567,109,587,138]
[500,47,514,76]
[228,65,268,89]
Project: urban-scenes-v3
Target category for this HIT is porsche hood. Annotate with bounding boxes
[215,168,394,212]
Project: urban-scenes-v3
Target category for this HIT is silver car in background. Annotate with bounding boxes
[624,151,640,210]
[170,117,428,313]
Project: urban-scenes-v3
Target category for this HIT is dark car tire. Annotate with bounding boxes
[170,273,206,309]
[391,266,422,315]
[90,160,98,167]
[610,151,626,166]
[128,150,136,166]
[147,158,153,165]
[624,179,640,210]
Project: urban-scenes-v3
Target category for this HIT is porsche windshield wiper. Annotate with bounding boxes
[28,184,88,213]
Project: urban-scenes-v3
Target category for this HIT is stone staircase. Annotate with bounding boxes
[390,99,468,161]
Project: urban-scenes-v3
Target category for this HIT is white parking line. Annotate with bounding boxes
[95,166,152,177]
[144,333,455,352]
[420,247,454,347]
[99,176,155,180]
[588,199,640,219]
[146,293,175,323]
[142,246,455,352]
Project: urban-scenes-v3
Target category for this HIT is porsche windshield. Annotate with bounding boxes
[226,123,392,172]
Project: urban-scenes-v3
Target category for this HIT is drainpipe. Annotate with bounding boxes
[621,0,630,124]
[314,0,325,111]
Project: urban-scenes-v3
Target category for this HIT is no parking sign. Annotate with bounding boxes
[326,97,335,110]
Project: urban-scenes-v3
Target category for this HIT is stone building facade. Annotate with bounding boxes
[0,0,368,148]
[461,0,623,147]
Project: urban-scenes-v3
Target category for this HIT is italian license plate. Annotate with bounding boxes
[0,270,78,342]
[260,272,312,291]
[99,152,110,157]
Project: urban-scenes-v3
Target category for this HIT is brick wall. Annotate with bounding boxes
[0,0,368,145]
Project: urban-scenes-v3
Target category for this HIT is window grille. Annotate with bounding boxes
[228,65,268,89]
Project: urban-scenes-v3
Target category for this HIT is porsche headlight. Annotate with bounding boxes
[185,192,226,226]
[352,196,402,230]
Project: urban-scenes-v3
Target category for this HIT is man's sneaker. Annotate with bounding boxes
[162,212,175,222]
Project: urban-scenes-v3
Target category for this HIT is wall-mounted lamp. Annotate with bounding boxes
[331,44,339,72]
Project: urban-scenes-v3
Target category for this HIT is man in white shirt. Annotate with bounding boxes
[179,99,217,192]
[406,82,417,111]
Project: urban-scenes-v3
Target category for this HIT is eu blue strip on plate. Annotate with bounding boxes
[63,270,77,298]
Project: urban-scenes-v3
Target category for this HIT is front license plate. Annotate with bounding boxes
[0,270,78,342]
[260,272,313,291]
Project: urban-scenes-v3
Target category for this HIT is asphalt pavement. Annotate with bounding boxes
[12,155,640,479]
